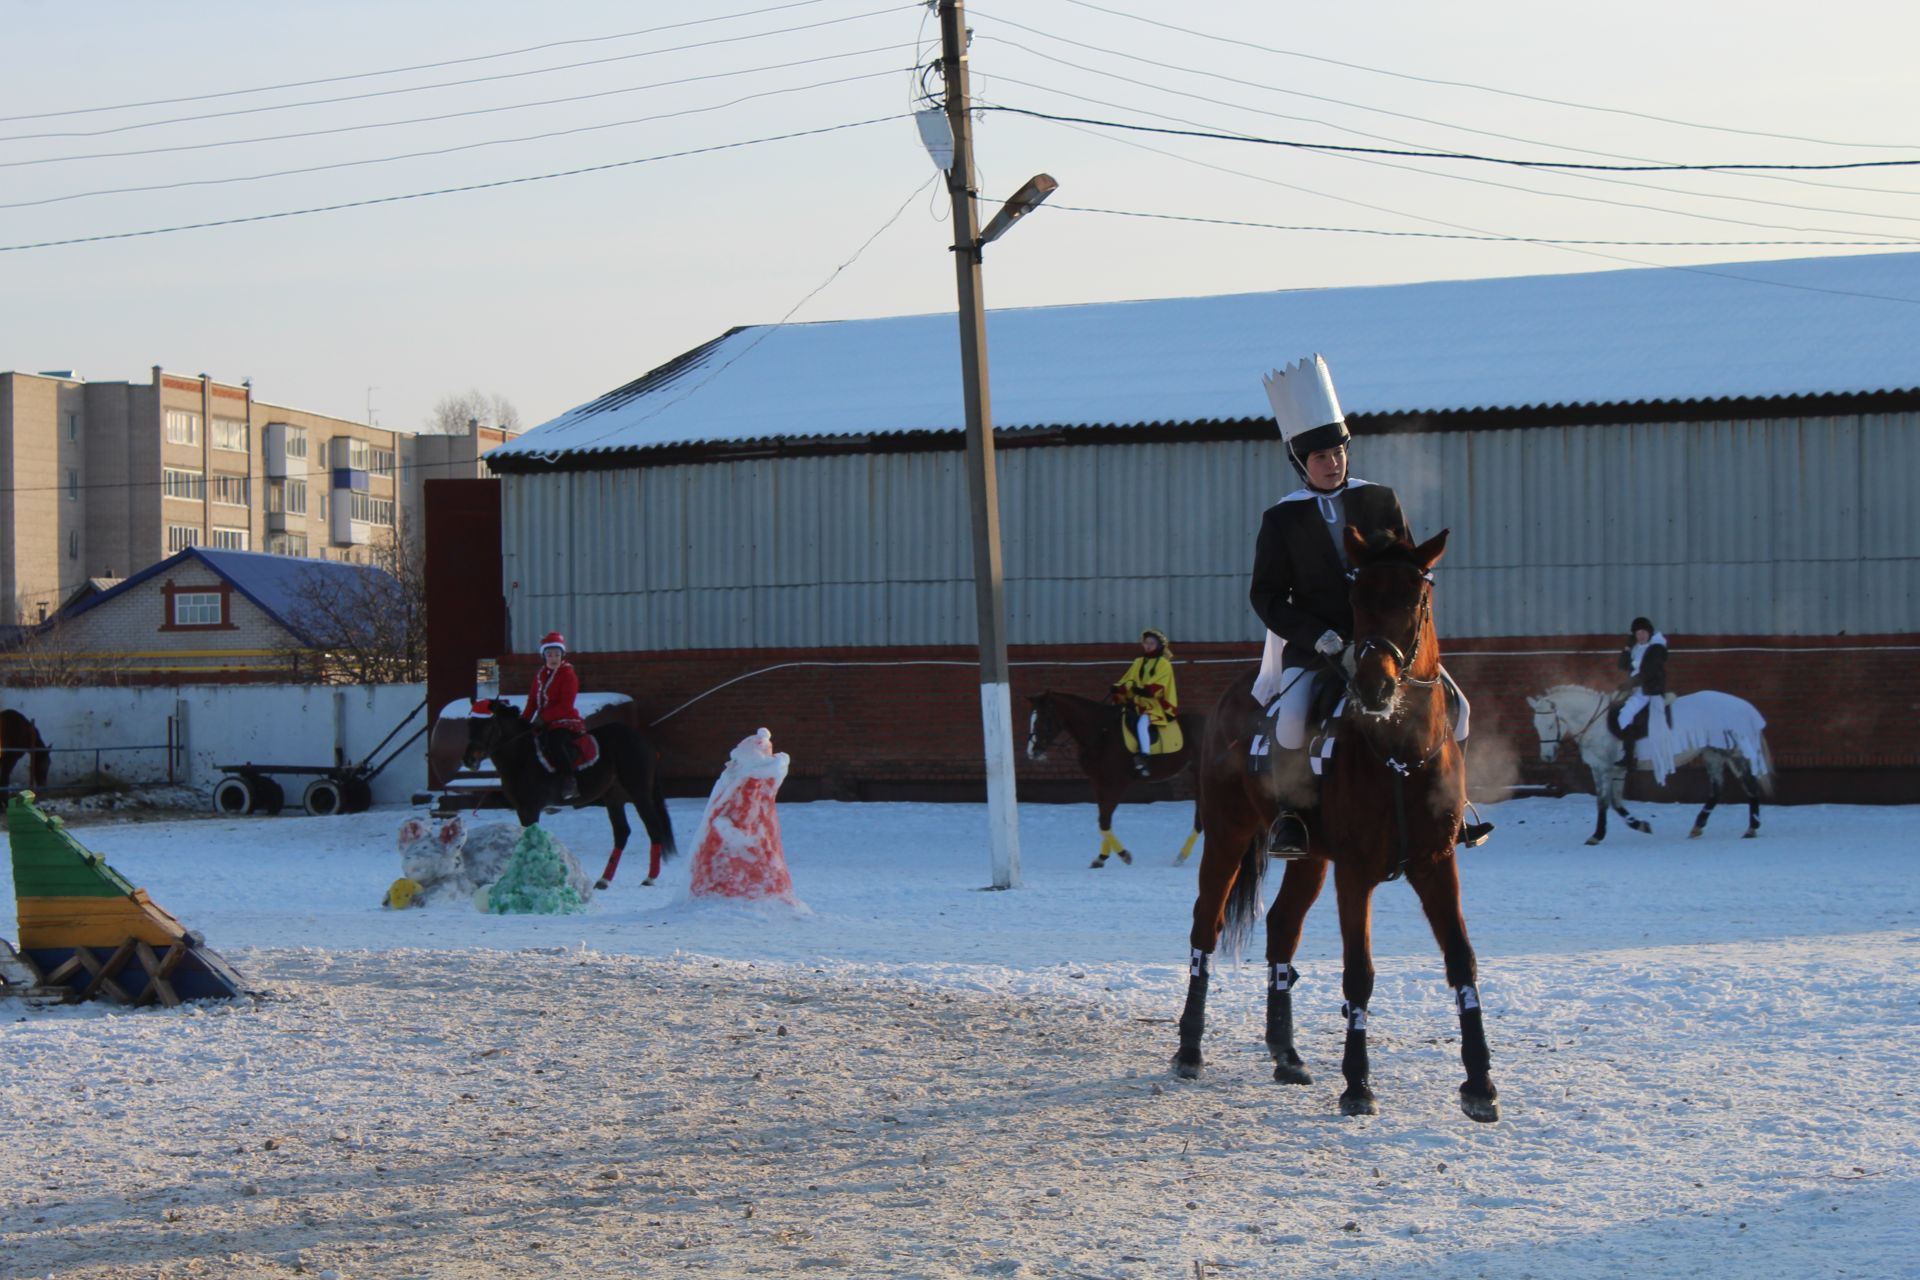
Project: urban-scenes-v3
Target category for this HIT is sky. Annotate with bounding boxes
[3,1,1918,436]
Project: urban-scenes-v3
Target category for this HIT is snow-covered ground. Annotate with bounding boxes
[4,794,1917,1279]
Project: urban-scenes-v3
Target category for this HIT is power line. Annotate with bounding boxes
[972,74,1920,242]
[0,0,848,124]
[0,4,917,144]
[967,90,1920,302]
[1041,201,1920,249]
[980,104,1920,175]
[0,60,914,211]
[1038,0,1920,153]
[0,39,919,172]
[0,115,908,254]
[976,35,1920,226]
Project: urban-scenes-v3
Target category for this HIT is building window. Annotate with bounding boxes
[211,418,249,451]
[210,474,250,506]
[165,409,201,445]
[348,490,394,525]
[348,439,372,471]
[284,426,309,460]
[65,412,78,440]
[209,527,248,550]
[68,529,78,560]
[370,447,395,478]
[268,532,309,557]
[161,580,236,632]
[168,525,201,553]
[173,591,221,625]
[266,478,308,515]
[67,469,78,500]
[163,468,205,501]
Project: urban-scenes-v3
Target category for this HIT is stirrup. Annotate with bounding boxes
[1458,801,1494,848]
[1133,752,1151,776]
[1267,811,1309,859]
[559,775,579,800]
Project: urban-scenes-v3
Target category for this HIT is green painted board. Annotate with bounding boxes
[8,792,138,900]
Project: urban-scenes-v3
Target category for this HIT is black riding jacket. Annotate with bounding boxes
[1250,480,1410,672]
[1619,637,1669,696]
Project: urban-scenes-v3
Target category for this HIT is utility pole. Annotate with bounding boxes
[939,0,1022,889]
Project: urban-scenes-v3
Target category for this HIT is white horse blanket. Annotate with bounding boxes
[1644,690,1770,785]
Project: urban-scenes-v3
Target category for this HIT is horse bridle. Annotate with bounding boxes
[1350,566,1439,689]
[1532,694,1608,753]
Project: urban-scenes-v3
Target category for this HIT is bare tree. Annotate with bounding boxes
[0,596,128,688]
[276,518,427,683]
[426,389,521,435]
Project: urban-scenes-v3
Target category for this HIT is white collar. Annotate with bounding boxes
[1278,477,1373,505]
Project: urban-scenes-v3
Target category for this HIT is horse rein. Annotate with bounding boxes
[1533,695,1609,753]
[1349,567,1439,690]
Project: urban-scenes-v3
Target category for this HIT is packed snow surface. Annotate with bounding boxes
[4,795,1916,1278]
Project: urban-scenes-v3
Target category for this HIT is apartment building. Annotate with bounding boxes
[0,366,511,628]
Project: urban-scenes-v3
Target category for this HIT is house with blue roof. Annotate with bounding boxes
[3,547,410,683]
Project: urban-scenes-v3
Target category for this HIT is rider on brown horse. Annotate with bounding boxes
[524,631,586,800]
[1111,628,1178,776]
[1250,355,1491,855]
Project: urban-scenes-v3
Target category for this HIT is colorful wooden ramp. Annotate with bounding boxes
[6,790,247,1005]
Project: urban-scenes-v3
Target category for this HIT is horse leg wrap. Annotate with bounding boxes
[1340,1001,1372,1100]
[1175,949,1211,1070]
[648,842,664,881]
[1266,964,1308,1078]
[1456,989,1493,1079]
[599,847,624,882]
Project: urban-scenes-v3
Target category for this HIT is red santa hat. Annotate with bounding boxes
[539,632,567,654]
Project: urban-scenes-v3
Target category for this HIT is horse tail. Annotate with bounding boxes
[1748,731,1776,798]
[1219,833,1267,964]
[651,770,678,860]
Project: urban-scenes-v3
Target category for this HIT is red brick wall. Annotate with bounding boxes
[502,634,1920,805]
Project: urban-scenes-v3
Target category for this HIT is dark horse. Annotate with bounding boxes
[1,708,52,794]
[1026,690,1202,868]
[1174,529,1499,1123]
[462,700,677,888]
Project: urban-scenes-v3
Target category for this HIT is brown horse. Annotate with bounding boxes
[462,700,676,888]
[1025,690,1202,868]
[1,708,52,794]
[1173,529,1499,1123]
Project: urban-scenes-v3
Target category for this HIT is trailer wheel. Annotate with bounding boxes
[303,777,346,817]
[212,775,255,815]
[343,777,374,814]
[254,777,286,816]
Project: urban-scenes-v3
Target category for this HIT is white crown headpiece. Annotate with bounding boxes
[1261,353,1345,444]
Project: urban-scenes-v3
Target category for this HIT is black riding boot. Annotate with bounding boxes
[558,770,579,801]
[1267,810,1309,858]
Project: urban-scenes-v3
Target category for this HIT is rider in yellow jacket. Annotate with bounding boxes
[1112,628,1178,775]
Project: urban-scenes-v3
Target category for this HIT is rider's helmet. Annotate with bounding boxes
[539,631,568,654]
[1262,353,1351,486]
[1630,616,1654,637]
[1140,627,1169,652]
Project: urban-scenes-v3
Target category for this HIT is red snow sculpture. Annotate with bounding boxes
[688,729,797,903]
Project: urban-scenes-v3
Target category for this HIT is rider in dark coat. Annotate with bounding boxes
[1615,616,1669,772]
[1251,354,1490,854]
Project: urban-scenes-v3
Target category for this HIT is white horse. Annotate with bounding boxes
[1525,684,1774,846]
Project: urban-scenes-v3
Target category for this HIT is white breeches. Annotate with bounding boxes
[1618,690,1651,730]
[1136,713,1153,752]
[1272,664,1471,750]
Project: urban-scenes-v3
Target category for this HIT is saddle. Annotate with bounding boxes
[537,728,599,772]
[1605,691,1677,742]
[1246,668,1343,778]
[1121,714,1184,757]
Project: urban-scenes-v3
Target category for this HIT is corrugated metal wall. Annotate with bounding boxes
[501,411,1920,650]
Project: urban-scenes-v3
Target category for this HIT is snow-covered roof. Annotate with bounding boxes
[62,548,404,647]
[492,251,1920,465]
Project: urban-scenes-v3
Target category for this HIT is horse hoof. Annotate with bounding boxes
[1687,827,1703,839]
[1339,1089,1377,1117]
[1116,849,1133,865]
[642,876,657,886]
[1171,1052,1203,1080]
[1272,1060,1312,1086]
[1460,1086,1501,1124]
[1089,856,1106,869]
[594,878,610,890]
[1585,835,1603,846]
[1632,821,1653,834]
[1743,829,1758,839]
